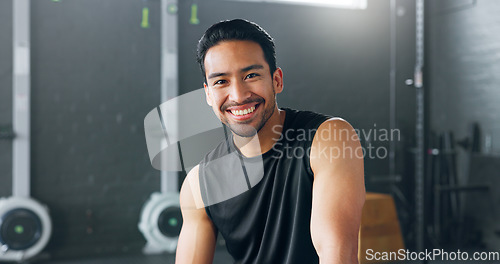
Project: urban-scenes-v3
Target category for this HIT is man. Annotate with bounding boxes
[176,19,365,264]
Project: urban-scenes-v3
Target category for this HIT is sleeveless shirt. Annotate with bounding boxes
[199,108,330,264]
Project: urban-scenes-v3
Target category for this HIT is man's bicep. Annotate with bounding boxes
[176,165,217,264]
[309,119,365,262]
[310,167,365,241]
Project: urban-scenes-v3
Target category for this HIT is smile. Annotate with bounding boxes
[230,106,255,116]
[226,103,260,120]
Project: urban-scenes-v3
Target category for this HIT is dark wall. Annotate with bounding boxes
[0,0,13,197]
[29,0,161,259]
[178,0,417,192]
[428,0,500,151]
[427,0,500,249]
[428,0,500,159]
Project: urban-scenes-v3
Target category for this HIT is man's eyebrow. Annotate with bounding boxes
[241,64,264,72]
[207,72,227,80]
[207,64,264,80]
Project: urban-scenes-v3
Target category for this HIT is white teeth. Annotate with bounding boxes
[231,106,256,116]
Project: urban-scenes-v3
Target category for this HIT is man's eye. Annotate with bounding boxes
[214,79,226,85]
[245,73,259,79]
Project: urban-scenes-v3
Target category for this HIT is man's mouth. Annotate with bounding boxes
[229,105,255,116]
[225,103,260,120]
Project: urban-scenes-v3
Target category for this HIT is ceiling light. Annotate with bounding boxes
[231,0,367,9]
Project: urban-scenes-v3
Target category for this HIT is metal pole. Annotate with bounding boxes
[415,0,425,255]
[161,0,179,193]
[12,0,31,198]
[389,0,397,179]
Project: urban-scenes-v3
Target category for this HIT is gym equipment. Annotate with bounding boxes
[413,0,425,254]
[139,192,182,254]
[435,122,482,245]
[0,0,52,262]
[427,125,490,248]
[464,154,500,249]
[0,197,51,261]
[139,0,181,254]
[456,122,481,153]
[358,193,405,264]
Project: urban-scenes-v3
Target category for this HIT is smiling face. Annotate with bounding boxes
[203,40,283,137]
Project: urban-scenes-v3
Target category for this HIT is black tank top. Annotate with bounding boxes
[199,108,330,264]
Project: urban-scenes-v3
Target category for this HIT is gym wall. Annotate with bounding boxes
[0,0,420,260]
[0,0,13,197]
[427,0,500,180]
[427,0,500,249]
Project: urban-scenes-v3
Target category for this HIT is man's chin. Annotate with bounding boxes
[227,124,258,138]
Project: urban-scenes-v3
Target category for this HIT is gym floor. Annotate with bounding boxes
[36,248,235,264]
[35,251,499,264]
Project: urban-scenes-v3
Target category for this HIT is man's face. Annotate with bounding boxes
[203,40,283,137]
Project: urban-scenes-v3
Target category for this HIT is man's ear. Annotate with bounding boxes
[273,67,284,94]
[204,82,213,106]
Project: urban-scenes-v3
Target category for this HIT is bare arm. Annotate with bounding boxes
[175,165,217,264]
[310,118,366,264]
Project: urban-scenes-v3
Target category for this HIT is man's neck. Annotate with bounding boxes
[233,107,286,157]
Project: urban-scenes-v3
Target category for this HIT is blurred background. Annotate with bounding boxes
[0,0,499,263]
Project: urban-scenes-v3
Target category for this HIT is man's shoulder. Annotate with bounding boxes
[283,108,332,131]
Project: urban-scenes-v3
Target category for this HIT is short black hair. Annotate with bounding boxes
[196,19,277,81]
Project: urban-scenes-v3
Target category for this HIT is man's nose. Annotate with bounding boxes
[228,80,250,103]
